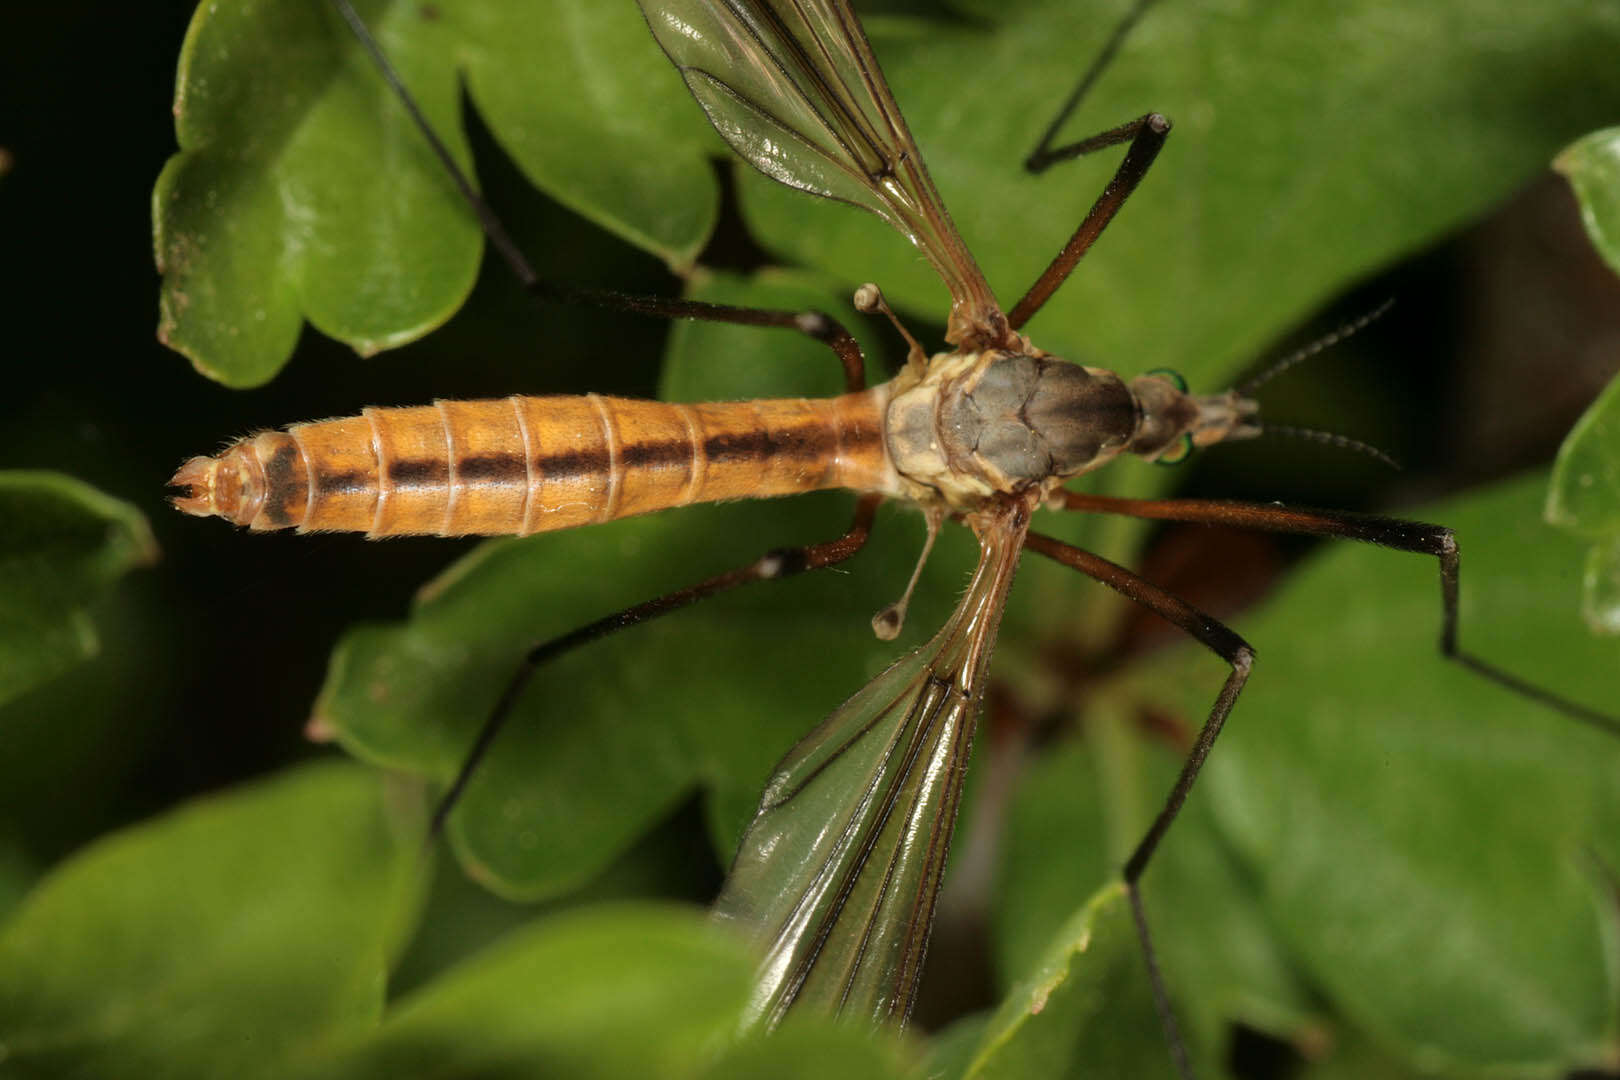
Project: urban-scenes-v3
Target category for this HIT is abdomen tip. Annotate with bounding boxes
[168,455,218,517]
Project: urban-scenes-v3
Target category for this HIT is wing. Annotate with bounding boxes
[635,0,1005,346]
[713,505,1028,1029]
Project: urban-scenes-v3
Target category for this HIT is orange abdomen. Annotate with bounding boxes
[171,391,895,537]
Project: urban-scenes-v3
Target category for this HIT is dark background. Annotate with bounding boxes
[2,2,681,868]
[2,3,1617,1072]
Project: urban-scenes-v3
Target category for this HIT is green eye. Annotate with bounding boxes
[1155,433,1195,466]
[1144,367,1188,393]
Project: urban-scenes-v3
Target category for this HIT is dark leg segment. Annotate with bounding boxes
[1006,113,1171,331]
[1025,0,1163,174]
[1011,0,1168,330]
[1024,530,1255,1080]
[328,0,867,393]
[1056,492,1618,735]
[429,495,882,839]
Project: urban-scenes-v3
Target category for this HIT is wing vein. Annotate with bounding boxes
[714,501,1031,1029]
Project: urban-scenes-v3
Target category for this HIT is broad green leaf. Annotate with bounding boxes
[742,0,1620,394]
[156,3,1620,387]
[0,762,425,1079]
[1303,1033,1433,1080]
[956,882,1147,1079]
[310,270,944,897]
[311,265,1124,899]
[995,720,1321,1077]
[1546,373,1620,633]
[1549,374,1620,539]
[154,0,714,386]
[1556,126,1620,276]
[314,902,907,1079]
[1141,471,1620,1074]
[158,4,1620,1073]
[912,1014,990,1080]
[701,1016,909,1080]
[0,471,156,706]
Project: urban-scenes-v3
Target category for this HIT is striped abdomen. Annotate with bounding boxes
[171,391,895,536]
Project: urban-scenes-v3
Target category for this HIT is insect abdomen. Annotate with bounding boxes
[171,392,893,537]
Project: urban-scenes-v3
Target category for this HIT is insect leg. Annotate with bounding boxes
[1024,0,1164,174]
[1006,113,1170,330]
[1024,530,1252,1080]
[327,0,867,393]
[428,494,883,839]
[1055,492,1619,734]
[1008,0,1170,331]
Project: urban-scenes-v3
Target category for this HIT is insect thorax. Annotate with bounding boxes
[885,349,1141,508]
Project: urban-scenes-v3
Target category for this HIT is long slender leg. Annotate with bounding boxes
[1006,114,1170,331]
[430,495,882,838]
[1056,492,1618,734]
[1010,0,1169,331]
[328,0,867,394]
[1024,530,1253,1080]
[1025,0,1163,173]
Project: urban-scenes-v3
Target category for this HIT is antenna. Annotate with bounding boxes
[1238,298,1396,396]
[1263,423,1402,470]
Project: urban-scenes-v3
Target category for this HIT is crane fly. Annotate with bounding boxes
[167,0,1617,1073]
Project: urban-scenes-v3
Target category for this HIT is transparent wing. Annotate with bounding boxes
[636,0,1005,345]
[713,506,1028,1028]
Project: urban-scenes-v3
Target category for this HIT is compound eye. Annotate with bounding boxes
[1143,367,1189,393]
[1154,432,1195,466]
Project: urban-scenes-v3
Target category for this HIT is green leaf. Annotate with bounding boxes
[1549,373,1620,540]
[740,0,1620,392]
[995,720,1322,1075]
[1556,125,1620,276]
[1546,373,1620,634]
[1300,1031,1434,1080]
[1142,471,1620,1074]
[320,903,747,1077]
[0,762,425,1079]
[157,2,1620,387]
[310,268,961,897]
[154,0,715,386]
[956,882,1148,1079]
[702,1015,909,1080]
[0,471,156,707]
[315,902,907,1079]
[158,4,1620,1074]
[309,259,1154,899]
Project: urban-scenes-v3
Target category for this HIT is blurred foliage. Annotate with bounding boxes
[0,471,156,706]
[2,1,1618,1077]
[1557,126,1620,277]
[1548,133,1620,639]
[1546,373,1620,636]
